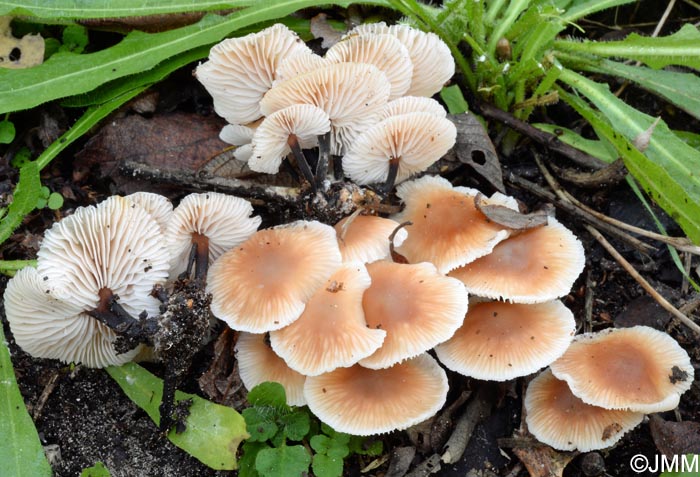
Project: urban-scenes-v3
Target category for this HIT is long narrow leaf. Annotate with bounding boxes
[556,76,700,243]
[0,326,53,477]
[554,24,700,70]
[0,161,42,245]
[560,0,635,23]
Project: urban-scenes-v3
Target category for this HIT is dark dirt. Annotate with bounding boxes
[2,2,700,477]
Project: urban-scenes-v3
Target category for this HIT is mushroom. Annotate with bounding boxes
[248,104,331,182]
[392,175,517,274]
[359,260,468,369]
[269,263,386,376]
[274,50,328,84]
[6,196,170,368]
[381,96,447,119]
[325,34,412,99]
[195,24,311,124]
[434,300,575,381]
[549,326,694,413]
[125,191,173,234]
[207,220,342,333]
[449,217,585,303]
[166,192,261,280]
[235,332,307,406]
[304,353,448,435]
[259,62,392,155]
[525,369,644,452]
[342,112,457,191]
[334,214,408,264]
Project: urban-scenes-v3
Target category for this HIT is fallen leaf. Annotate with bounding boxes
[614,295,673,330]
[512,442,576,477]
[385,446,416,477]
[0,16,44,69]
[474,194,554,230]
[649,415,700,457]
[198,328,247,409]
[311,13,344,49]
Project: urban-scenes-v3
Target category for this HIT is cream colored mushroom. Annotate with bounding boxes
[334,214,408,264]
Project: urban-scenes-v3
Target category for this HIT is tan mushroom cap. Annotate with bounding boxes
[525,369,644,452]
[304,353,448,435]
[208,221,342,333]
[195,24,311,124]
[325,34,412,99]
[335,215,408,264]
[260,62,392,155]
[5,267,141,368]
[359,261,468,369]
[550,326,694,413]
[166,192,261,277]
[249,104,331,174]
[270,263,386,376]
[381,96,447,119]
[275,50,328,84]
[342,112,457,186]
[449,217,585,303]
[434,300,575,381]
[235,332,307,406]
[393,175,517,274]
[125,192,173,234]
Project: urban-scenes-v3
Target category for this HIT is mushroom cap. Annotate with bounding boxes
[207,220,342,333]
[260,62,392,155]
[434,300,575,381]
[249,104,331,174]
[166,192,261,277]
[269,263,386,376]
[549,326,694,413]
[195,24,311,124]
[125,192,173,234]
[335,214,408,264]
[449,217,585,303]
[235,332,307,406]
[275,50,328,84]
[37,196,169,320]
[381,96,447,119]
[525,369,644,452]
[342,112,457,186]
[359,261,468,369]
[393,175,518,274]
[5,267,142,368]
[219,123,256,146]
[304,353,448,435]
[325,34,412,99]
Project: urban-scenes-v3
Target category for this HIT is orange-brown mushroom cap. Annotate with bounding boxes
[304,353,448,435]
[334,215,408,264]
[434,300,575,381]
[235,332,307,406]
[270,263,386,376]
[525,369,644,452]
[449,217,585,303]
[207,220,342,333]
[393,175,518,274]
[359,261,468,369]
[549,326,694,413]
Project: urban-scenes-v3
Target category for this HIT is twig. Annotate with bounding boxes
[584,270,594,333]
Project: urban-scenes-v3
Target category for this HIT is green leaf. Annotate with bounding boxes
[0,161,42,246]
[242,408,279,442]
[440,85,469,114]
[0,0,390,114]
[255,445,311,477]
[554,24,700,70]
[0,119,15,144]
[106,362,249,471]
[533,123,617,163]
[60,24,89,54]
[560,0,635,23]
[674,130,700,151]
[310,434,350,459]
[247,382,287,408]
[9,147,31,168]
[239,441,269,477]
[80,462,111,477]
[0,326,53,477]
[660,454,700,476]
[348,436,383,456]
[556,72,700,243]
[279,410,310,441]
[47,192,64,210]
[312,453,345,477]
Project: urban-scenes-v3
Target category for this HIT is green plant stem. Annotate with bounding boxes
[486,0,528,56]
[0,259,37,276]
[484,0,507,25]
[560,0,635,23]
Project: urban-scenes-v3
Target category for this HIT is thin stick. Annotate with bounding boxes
[288,135,316,189]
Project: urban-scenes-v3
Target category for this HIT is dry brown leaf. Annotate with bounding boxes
[512,443,577,477]
[474,193,554,230]
[649,414,700,457]
[0,16,44,69]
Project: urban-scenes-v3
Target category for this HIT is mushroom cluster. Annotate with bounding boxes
[196,22,457,191]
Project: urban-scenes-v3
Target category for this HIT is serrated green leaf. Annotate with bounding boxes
[239,441,269,477]
[279,410,310,441]
[80,462,111,477]
[533,123,617,163]
[556,72,700,243]
[106,362,249,471]
[247,382,287,408]
[0,120,15,143]
[312,453,345,477]
[0,326,53,477]
[554,24,700,70]
[0,161,41,245]
[255,445,310,477]
[242,408,279,442]
[0,0,390,114]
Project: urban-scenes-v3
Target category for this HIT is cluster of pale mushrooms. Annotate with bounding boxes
[4,20,695,456]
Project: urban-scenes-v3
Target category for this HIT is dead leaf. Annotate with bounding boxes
[633,117,661,152]
[198,328,247,408]
[0,16,44,69]
[474,194,554,230]
[385,446,416,477]
[614,295,673,330]
[311,13,344,49]
[649,414,700,457]
[512,442,576,477]
[445,113,504,192]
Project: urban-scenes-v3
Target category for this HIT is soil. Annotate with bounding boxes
[2,2,700,477]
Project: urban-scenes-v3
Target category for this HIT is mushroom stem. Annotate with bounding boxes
[315,132,332,185]
[381,157,400,194]
[389,221,412,264]
[87,287,157,347]
[288,135,316,190]
[192,233,210,283]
